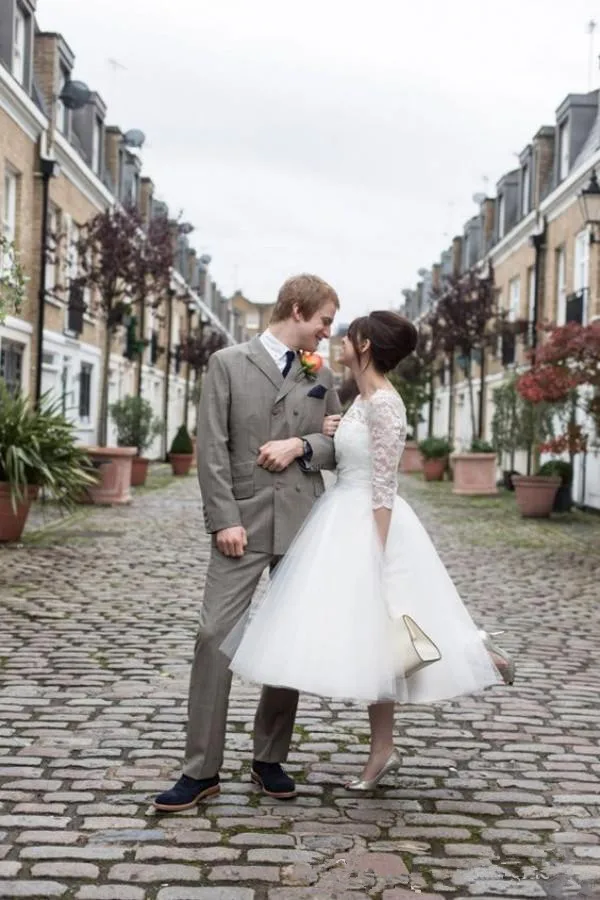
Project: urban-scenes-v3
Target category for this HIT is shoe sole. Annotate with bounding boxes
[251,770,297,799]
[153,784,220,812]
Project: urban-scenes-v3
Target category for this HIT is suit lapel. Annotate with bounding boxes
[275,354,304,403]
[247,336,283,390]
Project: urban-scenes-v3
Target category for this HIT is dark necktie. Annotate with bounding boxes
[282,350,295,378]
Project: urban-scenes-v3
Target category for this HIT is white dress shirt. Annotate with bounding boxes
[260,329,295,374]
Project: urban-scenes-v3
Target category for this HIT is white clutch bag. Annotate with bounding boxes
[391,614,441,678]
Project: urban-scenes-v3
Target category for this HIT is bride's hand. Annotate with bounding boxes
[322,415,341,437]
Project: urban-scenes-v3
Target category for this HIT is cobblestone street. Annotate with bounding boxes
[1,471,600,900]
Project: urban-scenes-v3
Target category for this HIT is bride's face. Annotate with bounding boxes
[340,332,369,368]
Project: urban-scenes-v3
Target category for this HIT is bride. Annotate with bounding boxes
[224,311,508,790]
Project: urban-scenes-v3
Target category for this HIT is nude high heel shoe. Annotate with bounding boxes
[479,629,515,685]
[344,748,402,791]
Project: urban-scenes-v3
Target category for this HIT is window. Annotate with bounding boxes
[558,120,570,181]
[527,266,536,342]
[497,194,506,239]
[12,6,26,85]
[45,205,59,294]
[92,117,102,174]
[55,66,70,134]
[0,339,24,396]
[509,276,521,322]
[574,229,589,292]
[556,247,567,325]
[3,170,17,244]
[79,362,92,420]
[522,164,530,217]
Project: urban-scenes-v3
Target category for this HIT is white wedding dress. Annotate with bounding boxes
[225,388,503,703]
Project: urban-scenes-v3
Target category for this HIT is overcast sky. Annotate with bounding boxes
[40,0,600,324]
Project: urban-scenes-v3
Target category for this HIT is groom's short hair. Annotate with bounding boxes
[271,274,340,323]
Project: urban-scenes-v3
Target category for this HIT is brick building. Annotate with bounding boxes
[402,87,600,509]
[0,0,236,455]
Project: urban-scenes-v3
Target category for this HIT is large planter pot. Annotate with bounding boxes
[422,457,447,482]
[170,453,193,476]
[0,483,39,542]
[130,456,150,487]
[512,475,561,518]
[80,446,136,505]
[452,453,498,496]
[400,441,423,474]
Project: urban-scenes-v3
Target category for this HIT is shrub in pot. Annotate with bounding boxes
[418,437,453,482]
[0,383,97,541]
[169,425,194,476]
[109,396,163,487]
[452,438,498,496]
[537,459,573,513]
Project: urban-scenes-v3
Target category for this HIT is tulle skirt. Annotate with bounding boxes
[222,479,503,703]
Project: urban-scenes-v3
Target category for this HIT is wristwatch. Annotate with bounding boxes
[301,439,313,462]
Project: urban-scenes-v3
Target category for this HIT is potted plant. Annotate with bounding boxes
[418,437,453,481]
[491,377,523,490]
[452,438,498,496]
[0,384,97,541]
[169,424,194,476]
[109,396,163,487]
[537,459,573,513]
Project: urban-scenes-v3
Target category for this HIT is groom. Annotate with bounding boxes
[155,274,341,811]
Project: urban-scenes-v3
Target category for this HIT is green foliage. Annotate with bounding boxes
[388,370,429,432]
[470,438,495,453]
[0,381,97,510]
[418,436,453,459]
[169,424,194,455]
[538,458,573,485]
[109,395,163,455]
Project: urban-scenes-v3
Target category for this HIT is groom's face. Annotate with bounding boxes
[296,300,337,352]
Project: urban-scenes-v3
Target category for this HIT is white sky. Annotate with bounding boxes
[40,0,600,324]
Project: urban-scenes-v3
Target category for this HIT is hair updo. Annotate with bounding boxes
[347,311,418,373]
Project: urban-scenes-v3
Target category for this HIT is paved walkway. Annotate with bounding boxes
[0,472,599,899]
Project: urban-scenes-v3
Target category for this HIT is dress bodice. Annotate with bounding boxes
[334,388,407,509]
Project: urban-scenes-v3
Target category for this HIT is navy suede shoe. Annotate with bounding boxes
[251,760,297,799]
[154,774,220,812]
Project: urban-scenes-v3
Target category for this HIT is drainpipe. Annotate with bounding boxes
[34,157,58,406]
[163,288,175,460]
[527,219,547,475]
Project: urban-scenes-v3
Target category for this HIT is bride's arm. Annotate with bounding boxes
[368,393,406,549]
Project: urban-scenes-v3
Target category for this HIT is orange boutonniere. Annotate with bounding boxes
[299,351,323,379]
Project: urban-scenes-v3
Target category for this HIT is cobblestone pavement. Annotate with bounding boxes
[1,472,599,900]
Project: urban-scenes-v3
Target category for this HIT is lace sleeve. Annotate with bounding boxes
[367,391,407,510]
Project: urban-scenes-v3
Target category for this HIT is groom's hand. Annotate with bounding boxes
[257,438,303,472]
[216,526,248,558]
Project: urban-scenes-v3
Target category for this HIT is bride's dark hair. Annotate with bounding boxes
[347,311,418,374]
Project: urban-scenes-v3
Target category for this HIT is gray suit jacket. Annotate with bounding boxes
[197,336,342,555]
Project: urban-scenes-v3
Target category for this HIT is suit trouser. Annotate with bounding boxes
[183,547,299,779]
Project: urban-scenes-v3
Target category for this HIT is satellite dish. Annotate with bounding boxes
[59,80,92,110]
[417,268,428,277]
[473,192,486,205]
[123,129,146,148]
[199,254,212,265]
[179,222,194,235]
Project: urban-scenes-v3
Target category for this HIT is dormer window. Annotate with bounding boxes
[12,5,26,84]
[558,119,570,181]
[92,116,102,174]
[522,163,530,216]
[55,65,71,134]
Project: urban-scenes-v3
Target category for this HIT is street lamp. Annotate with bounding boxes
[34,79,93,406]
[578,169,600,243]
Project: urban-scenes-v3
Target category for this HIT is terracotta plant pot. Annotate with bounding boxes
[0,483,39,542]
[130,456,150,487]
[400,441,423,474]
[170,453,193,476]
[452,453,498,496]
[422,457,447,482]
[79,446,136,505]
[512,475,561,518]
